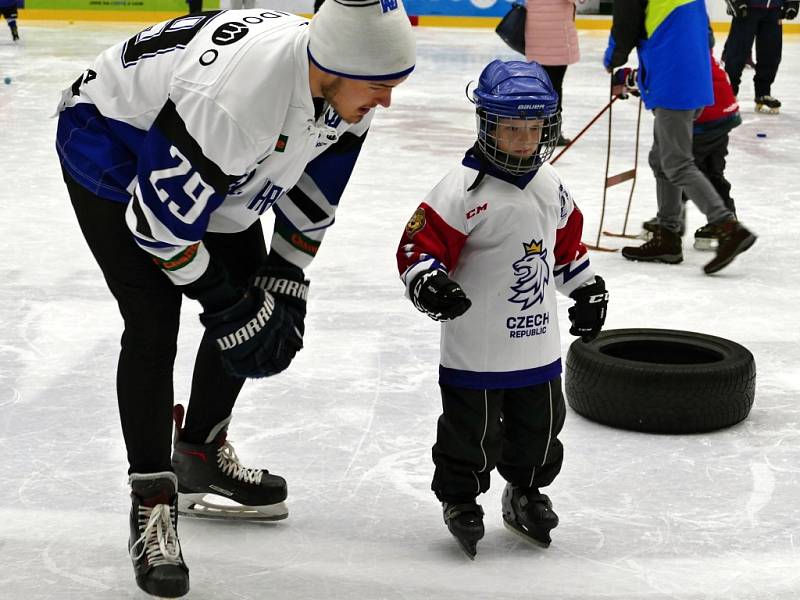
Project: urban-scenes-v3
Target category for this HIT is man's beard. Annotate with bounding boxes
[320,77,360,124]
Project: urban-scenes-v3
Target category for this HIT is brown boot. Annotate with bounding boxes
[622,226,683,264]
[703,220,757,274]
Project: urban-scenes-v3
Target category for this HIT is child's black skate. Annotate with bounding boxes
[11,27,19,42]
[129,472,189,598]
[755,95,780,115]
[442,502,484,559]
[171,404,288,521]
[501,484,559,548]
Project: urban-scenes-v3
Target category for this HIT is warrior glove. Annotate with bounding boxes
[411,269,472,322]
[568,276,608,342]
[200,286,303,379]
[782,1,798,19]
[254,262,310,336]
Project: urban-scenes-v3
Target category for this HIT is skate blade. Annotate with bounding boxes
[178,492,288,521]
[502,518,552,549]
[693,238,717,252]
[755,105,779,114]
[451,535,477,560]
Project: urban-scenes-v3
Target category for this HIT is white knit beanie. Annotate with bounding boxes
[308,0,416,80]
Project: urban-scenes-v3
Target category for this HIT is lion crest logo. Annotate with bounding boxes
[405,207,426,238]
[508,239,549,310]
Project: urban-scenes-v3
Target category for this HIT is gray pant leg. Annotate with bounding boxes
[651,108,733,231]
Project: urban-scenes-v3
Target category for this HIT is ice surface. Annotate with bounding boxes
[1,22,799,600]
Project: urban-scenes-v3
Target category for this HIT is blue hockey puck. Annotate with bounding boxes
[756,133,767,138]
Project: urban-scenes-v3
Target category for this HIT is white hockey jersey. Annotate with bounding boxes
[56,9,372,285]
[397,151,596,389]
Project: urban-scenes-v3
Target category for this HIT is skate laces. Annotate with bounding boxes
[130,503,182,567]
[217,441,264,485]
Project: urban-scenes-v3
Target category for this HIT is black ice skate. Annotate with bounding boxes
[622,226,683,264]
[11,27,19,42]
[501,484,559,548]
[755,95,780,115]
[442,501,485,559]
[703,219,757,275]
[172,404,288,521]
[129,472,189,598]
[693,223,720,251]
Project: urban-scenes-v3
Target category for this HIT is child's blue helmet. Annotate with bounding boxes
[472,60,561,175]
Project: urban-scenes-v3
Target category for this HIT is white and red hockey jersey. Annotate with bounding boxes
[397,151,596,389]
[56,9,372,286]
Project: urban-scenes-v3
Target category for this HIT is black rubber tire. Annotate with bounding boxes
[564,328,756,434]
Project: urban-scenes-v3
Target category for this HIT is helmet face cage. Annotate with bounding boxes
[476,108,561,176]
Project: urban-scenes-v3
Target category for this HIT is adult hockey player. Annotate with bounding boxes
[396,60,608,558]
[55,2,415,597]
[604,0,756,274]
[0,0,19,41]
[722,0,797,114]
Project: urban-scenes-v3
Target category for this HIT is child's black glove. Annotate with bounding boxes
[411,269,472,322]
[568,276,608,342]
[782,1,798,19]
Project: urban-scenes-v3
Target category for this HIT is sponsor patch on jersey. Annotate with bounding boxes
[508,239,550,310]
[275,134,289,153]
[153,243,200,271]
[212,22,249,46]
[405,207,426,238]
[558,183,570,220]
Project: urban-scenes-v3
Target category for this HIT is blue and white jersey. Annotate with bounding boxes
[56,9,372,285]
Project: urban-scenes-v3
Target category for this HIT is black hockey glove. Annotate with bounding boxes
[725,0,748,18]
[568,276,608,342]
[200,286,303,378]
[612,68,639,99]
[411,269,472,322]
[782,1,798,19]
[253,263,310,336]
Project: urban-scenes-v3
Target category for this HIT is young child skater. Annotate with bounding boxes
[396,59,609,558]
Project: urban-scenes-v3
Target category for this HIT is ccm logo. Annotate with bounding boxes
[466,203,488,219]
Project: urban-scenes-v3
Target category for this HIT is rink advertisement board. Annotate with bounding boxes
[406,0,513,17]
[24,0,219,10]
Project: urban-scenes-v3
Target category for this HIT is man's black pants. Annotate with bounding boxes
[65,171,267,474]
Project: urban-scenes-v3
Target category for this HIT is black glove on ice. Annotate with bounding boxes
[568,276,608,342]
[200,286,303,378]
[411,269,472,322]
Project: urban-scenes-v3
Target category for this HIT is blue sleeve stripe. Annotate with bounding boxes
[133,236,177,250]
[554,259,589,283]
[439,359,562,390]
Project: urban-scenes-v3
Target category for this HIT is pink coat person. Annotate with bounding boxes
[524,0,580,66]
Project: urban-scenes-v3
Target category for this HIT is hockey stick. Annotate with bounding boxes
[585,76,619,252]
[603,95,643,239]
[550,95,618,165]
